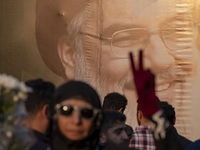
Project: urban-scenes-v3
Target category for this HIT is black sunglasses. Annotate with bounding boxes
[55,104,99,119]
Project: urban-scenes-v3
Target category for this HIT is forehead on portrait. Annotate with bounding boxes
[36,0,86,78]
[35,0,99,80]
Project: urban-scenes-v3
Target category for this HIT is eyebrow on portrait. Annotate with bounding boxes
[102,24,145,37]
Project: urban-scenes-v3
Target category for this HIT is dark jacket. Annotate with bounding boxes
[29,130,50,150]
[155,125,191,150]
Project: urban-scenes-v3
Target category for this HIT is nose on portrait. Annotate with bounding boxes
[143,35,175,72]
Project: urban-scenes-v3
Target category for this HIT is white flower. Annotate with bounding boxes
[17,92,27,100]
[19,82,32,93]
[0,74,19,90]
[0,74,31,100]
[0,74,33,149]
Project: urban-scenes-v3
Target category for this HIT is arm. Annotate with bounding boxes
[129,50,183,150]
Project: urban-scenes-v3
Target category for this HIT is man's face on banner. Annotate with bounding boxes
[36,0,199,130]
[75,0,197,128]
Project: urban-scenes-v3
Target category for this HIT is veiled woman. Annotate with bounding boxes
[49,81,102,150]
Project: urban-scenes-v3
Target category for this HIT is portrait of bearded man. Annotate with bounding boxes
[35,0,200,139]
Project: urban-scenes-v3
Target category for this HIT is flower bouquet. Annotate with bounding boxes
[0,74,34,150]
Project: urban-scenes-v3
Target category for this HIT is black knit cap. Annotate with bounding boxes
[53,80,101,109]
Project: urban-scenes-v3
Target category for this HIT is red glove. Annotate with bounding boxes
[129,50,160,117]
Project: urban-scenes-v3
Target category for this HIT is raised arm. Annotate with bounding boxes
[129,50,159,117]
[129,50,183,150]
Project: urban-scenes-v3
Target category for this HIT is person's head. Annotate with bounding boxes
[159,101,176,126]
[36,0,200,129]
[102,92,127,113]
[100,110,128,145]
[25,79,55,133]
[136,103,149,126]
[52,80,102,141]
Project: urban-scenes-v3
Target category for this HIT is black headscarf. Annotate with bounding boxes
[50,80,102,150]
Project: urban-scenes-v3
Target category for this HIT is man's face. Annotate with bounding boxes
[106,121,128,144]
[76,0,198,130]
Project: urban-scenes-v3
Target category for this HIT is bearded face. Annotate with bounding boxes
[71,0,198,133]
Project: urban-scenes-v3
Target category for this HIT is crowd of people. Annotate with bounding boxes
[1,0,200,149]
[1,50,199,150]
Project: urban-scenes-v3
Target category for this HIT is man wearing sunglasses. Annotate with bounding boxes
[36,0,200,139]
[50,80,102,150]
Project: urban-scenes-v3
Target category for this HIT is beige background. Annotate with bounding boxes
[0,0,200,141]
[0,0,64,86]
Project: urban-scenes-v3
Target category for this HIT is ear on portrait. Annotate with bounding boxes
[57,35,76,80]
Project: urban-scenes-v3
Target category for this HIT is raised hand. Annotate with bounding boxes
[130,50,170,141]
[129,50,160,117]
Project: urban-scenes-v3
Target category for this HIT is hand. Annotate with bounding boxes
[148,109,169,140]
[129,50,160,117]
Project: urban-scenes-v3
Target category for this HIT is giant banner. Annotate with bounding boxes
[1,0,200,140]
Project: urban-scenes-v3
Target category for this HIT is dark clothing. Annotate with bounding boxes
[51,127,99,150]
[125,124,133,140]
[154,125,183,150]
[29,130,50,150]
[99,142,138,150]
[176,127,192,149]
[154,125,191,150]
[186,139,200,150]
[147,110,191,150]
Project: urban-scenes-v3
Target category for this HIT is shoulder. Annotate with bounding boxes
[186,139,200,150]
